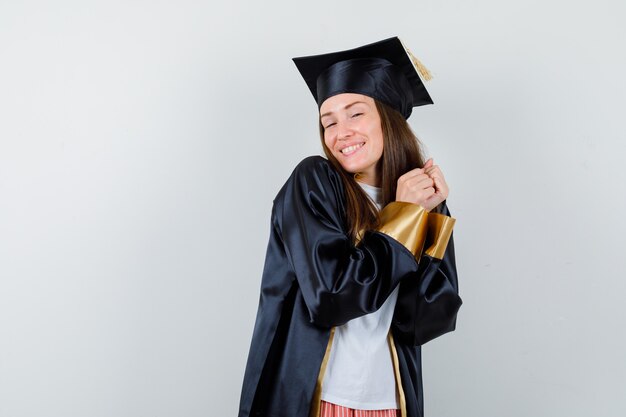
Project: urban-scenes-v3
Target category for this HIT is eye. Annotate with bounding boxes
[351,113,363,118]
[324,122,336,129]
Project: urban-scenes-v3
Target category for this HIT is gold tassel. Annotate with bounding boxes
[406,47,433,81]
[399,38,433,81]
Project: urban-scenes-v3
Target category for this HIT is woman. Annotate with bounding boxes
[238,37,462,417]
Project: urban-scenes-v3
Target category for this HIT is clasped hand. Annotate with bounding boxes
[395,158,449,212]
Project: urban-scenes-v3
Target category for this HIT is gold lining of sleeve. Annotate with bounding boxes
[424,213,456,259]
[388,331,407,417]
[377,201,429,257]
[308,327,336,417]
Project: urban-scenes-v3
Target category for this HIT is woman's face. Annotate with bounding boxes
[320,93,384,186]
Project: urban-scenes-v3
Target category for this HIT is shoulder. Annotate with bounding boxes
[292,155,335,177]
[274,155,345,210]
[292,155,344,195]
[285,155,341,188]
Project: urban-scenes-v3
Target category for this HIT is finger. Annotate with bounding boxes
[426,187,445,201]
[433,175,447,187]
[433,177,442,191]
[425,165,444,178]
[423,158,434,170]
[426,170,441,181]
[427,171,446,187]
[424,165,438,174]
[399,167,426,182]
[415,176,435,189]
[405,174,433,187]
[416,180,436,193]
[430,174,446,187]
[424,194,442,205]
[432,177,449,196]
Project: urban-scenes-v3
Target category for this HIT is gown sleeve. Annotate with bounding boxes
[277,156,430,328]
[391,201,463,346]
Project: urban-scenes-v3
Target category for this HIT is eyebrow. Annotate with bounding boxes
[320,101,368,119]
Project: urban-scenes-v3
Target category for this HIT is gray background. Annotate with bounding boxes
[1,1,625,416]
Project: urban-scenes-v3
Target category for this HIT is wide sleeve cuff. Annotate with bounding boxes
[424,212,456,259]
[376,201,429,257]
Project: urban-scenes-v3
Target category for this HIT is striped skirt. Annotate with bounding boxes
[320,400,399,417]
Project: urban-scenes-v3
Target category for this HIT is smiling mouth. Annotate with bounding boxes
[340,142,365,156]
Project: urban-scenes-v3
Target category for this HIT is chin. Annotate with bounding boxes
[337,161,367,175]
[338,159,361,174]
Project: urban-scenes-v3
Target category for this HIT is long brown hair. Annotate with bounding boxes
[319,99,428,243]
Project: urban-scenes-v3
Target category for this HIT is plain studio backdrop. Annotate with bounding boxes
[1,1,625,416]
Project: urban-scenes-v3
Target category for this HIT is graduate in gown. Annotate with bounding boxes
[238,36,462,417]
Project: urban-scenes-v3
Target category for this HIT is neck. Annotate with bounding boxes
[355,172,380,187]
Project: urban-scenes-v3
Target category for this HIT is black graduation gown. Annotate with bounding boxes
[238,155,462,417]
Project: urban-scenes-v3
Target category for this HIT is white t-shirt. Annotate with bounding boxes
[320,181,400,410]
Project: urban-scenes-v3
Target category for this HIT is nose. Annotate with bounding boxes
[336,120,354,141]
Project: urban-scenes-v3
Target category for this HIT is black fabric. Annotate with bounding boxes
[292,36,433,119]
[316,57,416,119]
[238,156,461,417]
[392,203,462,346]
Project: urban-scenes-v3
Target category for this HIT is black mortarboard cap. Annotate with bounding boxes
[292,36,433,119]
